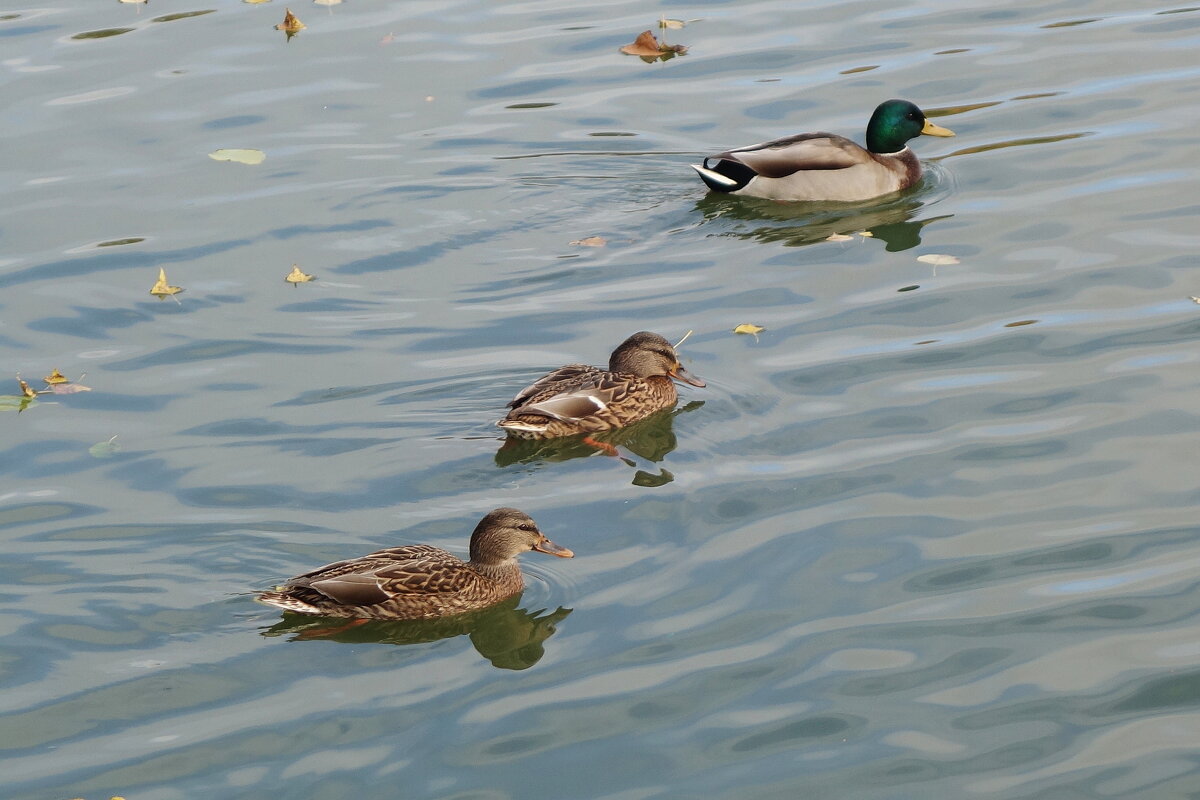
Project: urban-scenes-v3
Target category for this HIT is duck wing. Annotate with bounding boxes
[508,370,637,422]
[712,133,866,178]
[508,364,600,409]
[289,545,485,606]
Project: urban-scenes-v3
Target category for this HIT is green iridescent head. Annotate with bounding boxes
[865,99,955,153]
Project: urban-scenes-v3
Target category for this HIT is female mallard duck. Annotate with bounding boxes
[257,508,573,620]
[691,99,954,202]
[497,331,705,439]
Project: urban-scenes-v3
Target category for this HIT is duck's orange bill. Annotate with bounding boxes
[535,538,574,558]
[671,365,706,387]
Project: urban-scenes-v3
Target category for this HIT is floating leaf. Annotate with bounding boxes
[150,267,183,300]
[825,233,853,242]
[276,8,305,36]
[244,0,272,4]
[858,231,875,238]
[620,30,687,60]
[733,323,764,335]
[916,254,960,266]
[209,148,265,165]
[17,377,38,399]
[569,236,606,247]
[285,264,315,285]
[44,368,69,385]
[1190,296,1200,304]
[659,18,686,29]
[89,436,122,459]
[313,0,343,5]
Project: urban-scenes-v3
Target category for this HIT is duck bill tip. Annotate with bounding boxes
[671,367,706,388]
[535,540,574,558]
[921,120,955,137]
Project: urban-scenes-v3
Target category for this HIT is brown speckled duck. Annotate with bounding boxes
[257,508,573,620]
[692,99,955,202]
[497,331,705,439]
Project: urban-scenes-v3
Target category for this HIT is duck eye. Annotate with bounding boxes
[517,523,535,532]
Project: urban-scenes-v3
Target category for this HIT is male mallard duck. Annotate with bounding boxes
[497,331,705,439]
[257,507,573,620]
[691,99,954,202]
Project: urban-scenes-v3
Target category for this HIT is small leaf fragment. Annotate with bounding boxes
[285,264,316,285]
[276,8,305,33]
[150,267,183,299]
[44,368,69,385]
[1190,296,1200,304]
[89,436,122,459]
[209,148,265,165]
[825,233,853,242]
[916,254,960,266]
[659,18,686,29]
[17,377,38,399]
[733,323,765,336]
[858,231,875,238]
[569,236,606,247]
[313,0,343,5]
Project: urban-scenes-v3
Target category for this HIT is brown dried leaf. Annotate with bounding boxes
[276,8,305,33]
[285,264,316,285]
[621,30,665,56]
[44,368,69,385]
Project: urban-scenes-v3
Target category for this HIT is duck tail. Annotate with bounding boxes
[691,158,755,193]
[257,590,324,615]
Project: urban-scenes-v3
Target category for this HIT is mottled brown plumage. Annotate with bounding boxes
[497,331,705,439]
[257,508,573,620]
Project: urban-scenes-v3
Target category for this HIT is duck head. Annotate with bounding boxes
[608,331,706,387]
[470,507,574,564]
[865,99,954,154]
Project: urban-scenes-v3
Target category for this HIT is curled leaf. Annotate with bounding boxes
[150,267,183,300]
[733,323,765,336]
[17,377,38,399]
[620,30,687,59]
[569,236,606,247]
[209,148,265,165]
[285,264,315,285]
[44,368,69,385]
[276,8,305,33]
[916,254,960,266]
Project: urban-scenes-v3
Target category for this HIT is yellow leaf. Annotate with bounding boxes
[916,254,960,266]
[733,323,765,335]
[569,236,606,247]
[209,148,265,165]
[276,8,305,33]
[858,231,875,238]
[285,264,315,285]
[17,376,38,399]
[150,267,183,299]
[825,233,853,242]
[243,0,272,4]
[44,368,69,385]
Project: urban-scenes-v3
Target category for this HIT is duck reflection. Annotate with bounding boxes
[693,192,951,252]
[495,401,703,486]
[262,596,571,670]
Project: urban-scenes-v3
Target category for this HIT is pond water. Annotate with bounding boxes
[3,0,1200,798]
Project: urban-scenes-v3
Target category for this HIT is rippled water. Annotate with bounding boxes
[3,0,1200,797]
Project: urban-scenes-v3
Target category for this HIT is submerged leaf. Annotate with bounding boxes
[569,236,606,247]
[209,148,265,165]
[44,368,69,385]
[89,436,122,458]
[285,264,316,285]
[0,395,37,412]
[48,382,92,394]
[150,266,183,299]
[916,254,960,266]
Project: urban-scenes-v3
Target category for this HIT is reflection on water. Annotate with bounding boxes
[263,596,573,671]
[693,189,952,251]
[495,402,703,486]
